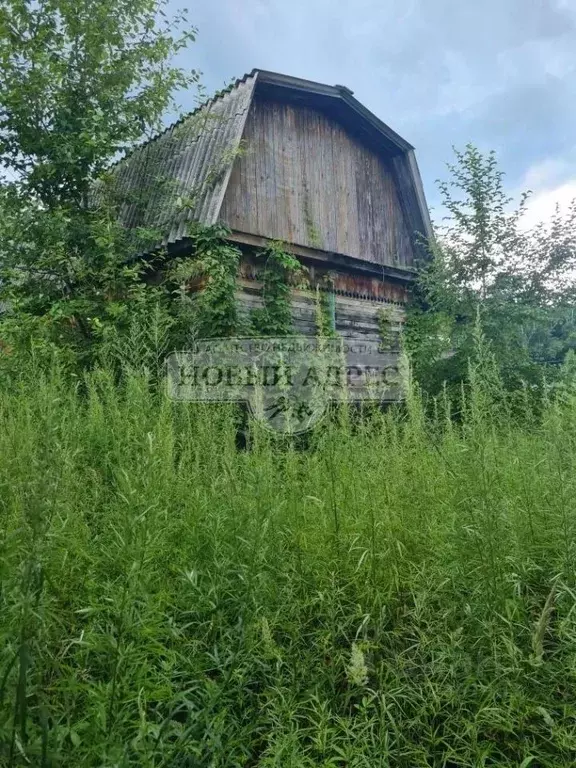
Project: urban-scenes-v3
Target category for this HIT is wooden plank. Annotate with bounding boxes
[221,97,416,268]
[390,153,430,266]
[227,230,415,286]
[234,278,406,343]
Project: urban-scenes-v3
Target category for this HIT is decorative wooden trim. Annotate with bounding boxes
[238,257,409,305]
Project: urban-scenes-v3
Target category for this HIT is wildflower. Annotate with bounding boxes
[346,642,368,686]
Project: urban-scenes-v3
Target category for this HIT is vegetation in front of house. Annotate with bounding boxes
[251,241,306,337]
[169,223,243,342]
[404,145,576,398]
[376,306,401,350]
[314,273,339,339]
[2,349,576,766]
[0,0,200,369]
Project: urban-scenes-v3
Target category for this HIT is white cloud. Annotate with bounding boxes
[521,181,576,229]
[521,157,569,190]
[516,155,576,229]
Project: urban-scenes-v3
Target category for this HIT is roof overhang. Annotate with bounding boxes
[252,69,414,155]
[251,69,433,247]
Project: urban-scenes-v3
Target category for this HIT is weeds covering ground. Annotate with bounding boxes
[1,360,576,767]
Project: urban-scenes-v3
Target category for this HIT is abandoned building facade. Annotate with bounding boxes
[116,68,432,348]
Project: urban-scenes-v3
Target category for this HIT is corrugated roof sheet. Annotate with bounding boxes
[113,73,257,246]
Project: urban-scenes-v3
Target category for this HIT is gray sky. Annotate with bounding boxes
[175,0,576,226]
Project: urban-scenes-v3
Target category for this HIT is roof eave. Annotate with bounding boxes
[252,68,414,154]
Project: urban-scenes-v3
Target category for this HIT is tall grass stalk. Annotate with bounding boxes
[0,353,576,766]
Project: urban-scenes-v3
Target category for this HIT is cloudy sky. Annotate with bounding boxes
[175,0,576,226]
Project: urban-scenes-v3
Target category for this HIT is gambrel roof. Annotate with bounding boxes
[113,69,432,258]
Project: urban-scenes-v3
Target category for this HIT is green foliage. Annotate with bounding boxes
[302,184,322,249]
[0,0,198,205]
[314,274,338,339]
[170,223,242,341]
[305,216,322,249]
[1,353,576,765]
[0,0,199,367]
[436,145,529,298]
[376,306,400,350]
[407,144,576,396]
[251,241,305,337]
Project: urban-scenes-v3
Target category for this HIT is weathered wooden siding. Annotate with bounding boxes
[220,97,413,268]
[236,281,405,344]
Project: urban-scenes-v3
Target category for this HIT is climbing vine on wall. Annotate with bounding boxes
[251,241,306,337]
[170,223,242,340]
[377,306,401,350]
[314,273,338,338]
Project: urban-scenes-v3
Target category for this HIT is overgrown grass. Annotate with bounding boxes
[1,360,576,766]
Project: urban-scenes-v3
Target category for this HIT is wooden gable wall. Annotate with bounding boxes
[220,96,414,269]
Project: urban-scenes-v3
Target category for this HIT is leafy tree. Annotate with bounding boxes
[406,144,576,395]
[0,0,199,365]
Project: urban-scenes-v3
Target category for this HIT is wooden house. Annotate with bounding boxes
[115,69,432,347]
